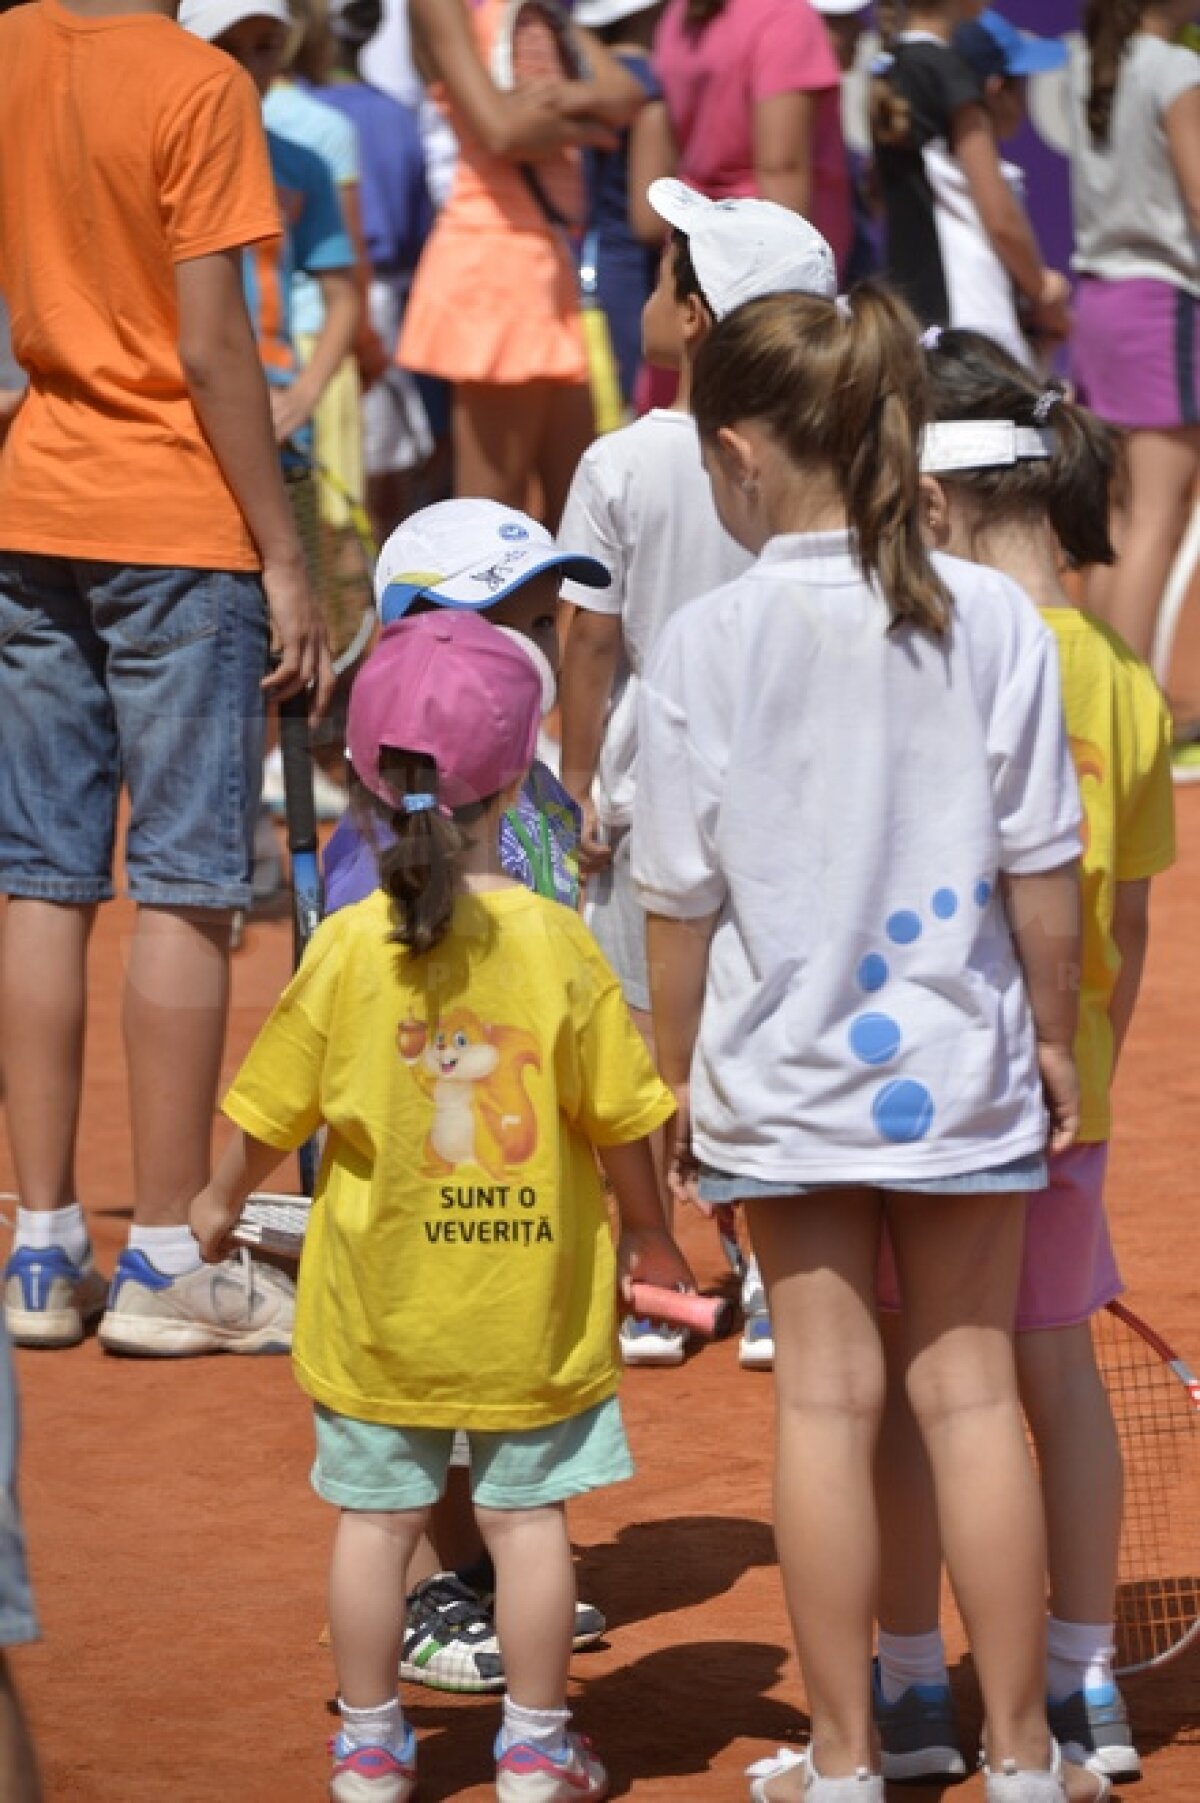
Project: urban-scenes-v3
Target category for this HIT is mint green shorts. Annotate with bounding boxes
[311,1396,633,1512]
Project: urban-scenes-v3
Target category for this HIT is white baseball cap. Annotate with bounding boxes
[647,180,838,319]
[179,0,290,38]
[375,499,609,624]
[572,0,659,24]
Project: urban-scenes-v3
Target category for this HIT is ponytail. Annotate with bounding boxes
[1084,0,1147,144]
[924,329,1118,569]
[351,750,488,957]
[692,284,951,636]
[684,0,727,29]
[870,0,912,150]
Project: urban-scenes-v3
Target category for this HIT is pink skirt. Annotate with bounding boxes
[877,1141,1122,1331]
[1073,276,1200,432]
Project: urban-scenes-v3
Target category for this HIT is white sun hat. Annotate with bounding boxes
[647,179,838,319]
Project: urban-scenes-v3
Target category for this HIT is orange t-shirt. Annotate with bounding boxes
[0,0,282,570]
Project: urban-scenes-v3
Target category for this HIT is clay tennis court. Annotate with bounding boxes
[4,617,1200,1802]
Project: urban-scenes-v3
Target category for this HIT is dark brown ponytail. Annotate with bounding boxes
[924,329,1119,569]
[684,0,727,29]
[692,284,951,635]
[351,750,489,957]
[1085,0,1148,144]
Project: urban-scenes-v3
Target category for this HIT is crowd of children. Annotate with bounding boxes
[0,1,1197,1801]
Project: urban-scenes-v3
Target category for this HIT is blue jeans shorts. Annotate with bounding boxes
[0,1320,38,1647]
[312,1396,633,1512]
[697,1152,1047,1204]
[0,554,269,910]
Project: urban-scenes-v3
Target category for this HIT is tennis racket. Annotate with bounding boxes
[284,449,378,684]
[1092,1300,1200,1675]
[277,690,325,1196]
[492,0,588,234]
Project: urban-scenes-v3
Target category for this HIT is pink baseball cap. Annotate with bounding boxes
[347,612,543,811]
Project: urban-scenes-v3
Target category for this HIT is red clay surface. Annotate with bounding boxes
[4,606,1200,1802]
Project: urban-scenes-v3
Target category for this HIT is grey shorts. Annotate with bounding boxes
[0,1320,38,1647]
[584,827,649,1013]
[697,1151,1048,1205]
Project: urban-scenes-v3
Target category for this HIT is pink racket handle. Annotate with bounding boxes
[626,1284,735,1340]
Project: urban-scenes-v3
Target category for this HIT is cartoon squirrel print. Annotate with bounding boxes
[397,1007,542,1180]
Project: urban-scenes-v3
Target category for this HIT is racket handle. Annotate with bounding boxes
[279,691,319,859]
[626,1284,735,1340]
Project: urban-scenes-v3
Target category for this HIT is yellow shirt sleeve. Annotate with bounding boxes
[221,910,346,1150]
[1115,663,1176,883]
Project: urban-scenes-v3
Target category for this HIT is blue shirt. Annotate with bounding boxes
[244,130,353,397]
[312,77,432,277]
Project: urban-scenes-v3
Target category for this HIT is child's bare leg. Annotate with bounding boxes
[886,1192,1052,1775]
[746,1188,885,1790]
[330,1506,430,1706]
[1,900,95,1210]
[537,383,595,531]
[1018,1323,1122,1633]
[454,382,549,514]
[476,1503,574,1708]
[875,1310,943,1638]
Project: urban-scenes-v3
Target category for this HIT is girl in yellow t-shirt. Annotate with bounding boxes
[189,610,691,1803]
[872,328,1173,1792]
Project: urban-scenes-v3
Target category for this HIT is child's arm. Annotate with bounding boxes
[559,608,622,873]
[1109,877,1152,1067]
[270,267,360,446]
[190,1127,288,1265]
[753,91,814,220]
[628,98,677,244]
[1165,85,1200,237]
[175,248,333,713]
[1002,862,1082,1154]
[599,1138,696,1299]
[952,105,1070,339]
[646,910,719,1207]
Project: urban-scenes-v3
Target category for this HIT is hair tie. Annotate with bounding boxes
[1033,388,1062,425]
[401,793,438,816]
[835,294,853,322]
[920,325,943,352]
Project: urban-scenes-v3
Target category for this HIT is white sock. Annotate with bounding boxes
[15,1204,90,1264]
[1047,1618,1116,1701]
[338,1697,408,1753]
[126,1223,203,1278]
[876,1629,949,1703]
[500,1699,571,1755]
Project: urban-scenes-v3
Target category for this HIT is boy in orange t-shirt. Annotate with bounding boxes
[0,0,332,1358]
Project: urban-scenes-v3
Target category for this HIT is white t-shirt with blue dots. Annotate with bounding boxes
[632,530,1082,1182]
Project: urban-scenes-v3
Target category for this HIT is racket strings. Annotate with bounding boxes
[287,468,376,675]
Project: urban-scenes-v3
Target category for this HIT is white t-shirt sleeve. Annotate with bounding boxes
[988,609,1082,875]
[1152,40,1200,116]
[631,617,727,918]
[558,448,626,616]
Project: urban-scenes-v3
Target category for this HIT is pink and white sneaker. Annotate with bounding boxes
[495,1732,609,1801]
[329,1730,417,1803]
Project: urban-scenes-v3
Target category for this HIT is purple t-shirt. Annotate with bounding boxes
[654,0,850,274]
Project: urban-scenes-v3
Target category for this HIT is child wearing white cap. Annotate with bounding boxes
[558,181,836,1369]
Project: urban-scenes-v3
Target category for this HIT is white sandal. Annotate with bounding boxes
[981,1737,1112,1802]
[746,1745,884,1802]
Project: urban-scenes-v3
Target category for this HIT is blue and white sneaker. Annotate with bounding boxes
[619,1315,685,1367]
[495,1730,608,1801]
[330,1726,417,1802]
[4,1245,109,1348]
[872,1661,967,1783]
[1048,1684,1141,1782]
[739,1257,774,1369]
[97,1249,294,1357]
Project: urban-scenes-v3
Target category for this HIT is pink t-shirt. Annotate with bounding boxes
[654,0,850,273]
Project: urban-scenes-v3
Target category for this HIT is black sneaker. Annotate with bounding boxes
[1048,1686,1142,1782]
[873,1660,968,1784]
[470,1579,608,1651]
[400,1573,505,1693]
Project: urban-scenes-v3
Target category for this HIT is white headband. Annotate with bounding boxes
[920,419,1057,476]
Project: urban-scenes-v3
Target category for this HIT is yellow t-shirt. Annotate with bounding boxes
[1041,607,1175,1141]
[223,886,675,1430]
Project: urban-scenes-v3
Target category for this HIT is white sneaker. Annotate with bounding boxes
[98,1249,294,1356]
[739,1311,775,1370]
[4,1245,108,1348]
[495,1732,608,1802]
[619,1316,686,1367]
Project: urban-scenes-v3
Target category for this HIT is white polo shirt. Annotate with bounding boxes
[632,531,1082,1183]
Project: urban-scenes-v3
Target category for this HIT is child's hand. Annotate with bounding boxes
[1037,1039,1079,1156]
[189,1186,242,1266]
[666,1084,707,1214]
[618,1224,696,1303]
[575,797,612,877]
[270,383,316,446]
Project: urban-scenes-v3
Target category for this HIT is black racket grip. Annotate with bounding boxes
[278,691,319,860]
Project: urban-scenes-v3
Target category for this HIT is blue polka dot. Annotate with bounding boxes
[872,1079,935,1144]
[931,888,958,920]
[849,1013,902,1066]
[857,953,889,993]
[974,880,993,907]
[886,910,922,946]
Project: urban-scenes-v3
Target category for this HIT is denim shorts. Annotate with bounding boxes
[698,1151,1048,1204]
[0,1320,38,1647]
[312,1396,633,1512]
[0,554,269,910]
